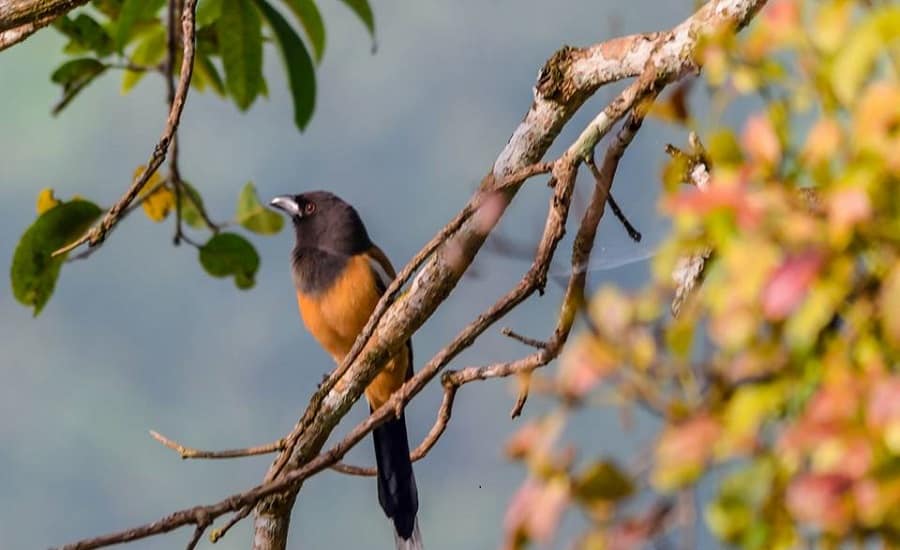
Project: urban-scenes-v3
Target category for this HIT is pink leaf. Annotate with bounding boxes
[762,252,822,320]
[656,414,721,467]
[866,376,900,429]
[502,478,569,548]
[786,473,854,534]
[742,113,782,166]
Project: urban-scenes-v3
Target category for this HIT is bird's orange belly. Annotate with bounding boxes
[295,255,407,408]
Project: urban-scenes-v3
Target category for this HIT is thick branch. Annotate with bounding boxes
[0,0,88,32]
[0,11,55,50]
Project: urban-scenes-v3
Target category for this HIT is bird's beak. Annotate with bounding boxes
[269,195,301,217]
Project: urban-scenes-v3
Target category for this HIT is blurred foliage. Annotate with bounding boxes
[8,0,374,315]
[501,1,900,549]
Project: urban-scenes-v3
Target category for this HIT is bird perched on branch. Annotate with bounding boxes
[269,191,422,550]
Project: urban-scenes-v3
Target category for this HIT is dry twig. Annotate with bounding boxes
[669,132,714,317]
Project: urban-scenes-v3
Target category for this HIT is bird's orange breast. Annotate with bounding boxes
[296,253,408,408]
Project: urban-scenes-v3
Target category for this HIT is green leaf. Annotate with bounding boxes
[52,58,106,87]
[195,54,226,96]
[54,14,114,56]
[51,58,108,115]
[236,182,284,234]
[337,0,374,43]
[197,25,221,52]
[179,181,209,229]
[280,0,325,62]
[115,0,165,53]
[199,233,260,289]
[255,0,316,130]
[92,0,125,19]
[218,0,264,110]
[11,200,102,316]
[571,460,634,503]
[830,6,900,106]
[121,24,166,93]
[706,128,744,168]
[197,0,225,27]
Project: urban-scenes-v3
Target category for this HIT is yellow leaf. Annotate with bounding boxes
[134,165,174,222]
[36,188,61,215]
[719,382,786,455]
[853,82,900,173]
[811,0,852,54]
[831,7,900,106]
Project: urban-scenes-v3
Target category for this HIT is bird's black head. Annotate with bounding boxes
[268,190,371,256]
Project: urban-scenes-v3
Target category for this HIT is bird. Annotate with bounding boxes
[269,191,422,550]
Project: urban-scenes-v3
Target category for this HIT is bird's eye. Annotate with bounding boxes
[304,202,316,215]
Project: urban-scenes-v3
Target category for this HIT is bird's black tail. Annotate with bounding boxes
[372,411,422,549]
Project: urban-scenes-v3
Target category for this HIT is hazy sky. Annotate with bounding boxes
[0,2,695,548]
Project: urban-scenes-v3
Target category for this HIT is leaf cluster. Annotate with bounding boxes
[502,2,900,548]
[10,0,375,315]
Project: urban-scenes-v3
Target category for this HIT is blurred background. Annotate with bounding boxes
[0,1,695,548]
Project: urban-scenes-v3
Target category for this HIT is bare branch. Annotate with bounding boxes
[501,327,548,349]
[184,526,205,550]
[605,193,643,242]
[150,430,285,460]
[209,507,251,544]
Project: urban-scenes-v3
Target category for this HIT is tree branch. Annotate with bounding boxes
[52,0,198,257]
[0,11,56,51]
[0,0,88,32]
[150,430,285,459]
[502,327,548,349]
[52,2,768,549]
[251,3,765,544]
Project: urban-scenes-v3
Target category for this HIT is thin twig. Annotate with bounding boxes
[51,0,198,257]
[209,506,250,543]
[670,132,713,317]
[501,327,548,349]
[165,0,186,248]
[606,193,642,241]
[65,162,171,263]
[184,525,205,550]
[105,61,164,72]
[495,87,662,415]
[150,430,285,459]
